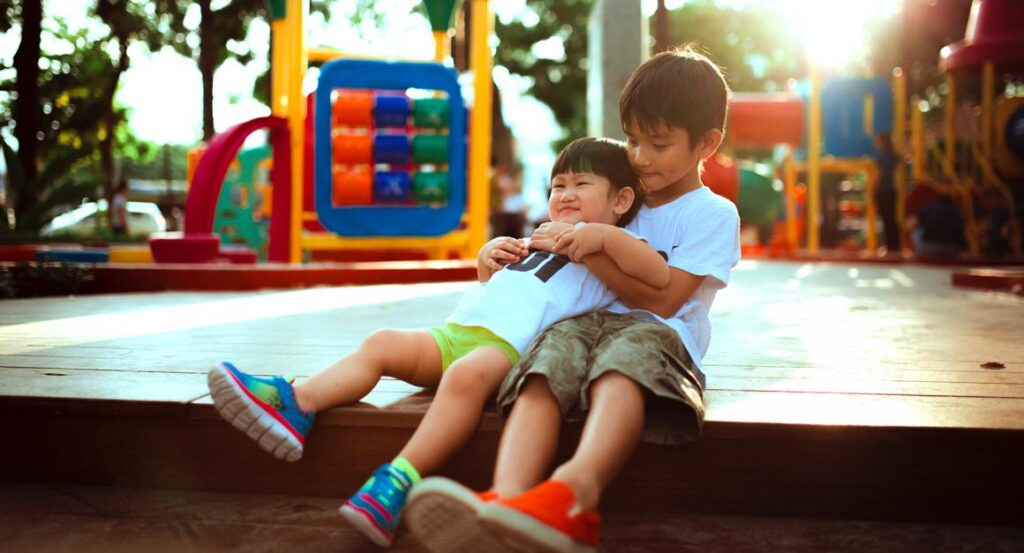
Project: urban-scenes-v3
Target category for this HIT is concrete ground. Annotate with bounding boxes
[2,483,1022,553]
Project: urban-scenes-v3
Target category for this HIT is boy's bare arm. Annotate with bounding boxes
[580,253,705,318]
[562,224,670,288]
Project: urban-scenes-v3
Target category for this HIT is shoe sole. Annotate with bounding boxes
[478,502,597,553]
[339,502,394,548]
[207,363,304,462]
[405,478,524,553]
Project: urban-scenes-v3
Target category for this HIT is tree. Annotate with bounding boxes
[495,0,595,147]
[158,0,267,140]
[91,0,173,218]
[1,20,130,230]
[4,0,42,212]
[666,1,803,93]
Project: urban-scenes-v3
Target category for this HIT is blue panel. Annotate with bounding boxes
[374,95,410,128]
[821,78,893,158]
[374,133,410,164]
[374,171,413,202]
[315,59,466,237]
[36,249,109,263]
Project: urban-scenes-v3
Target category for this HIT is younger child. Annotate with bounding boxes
[404,47,740,553]
[206,137,669,547]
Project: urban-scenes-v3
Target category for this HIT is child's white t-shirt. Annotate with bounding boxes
[449,249,617,354]
[606,185,741,372]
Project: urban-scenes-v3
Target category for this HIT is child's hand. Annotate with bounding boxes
[557,223,607,262]
[480,237,528,272]
[530,222,575,252]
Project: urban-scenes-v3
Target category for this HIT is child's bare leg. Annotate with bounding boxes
[550,370,645,511]
[397,346,512,475]
[294,329,442,413]
[491,375,563,497]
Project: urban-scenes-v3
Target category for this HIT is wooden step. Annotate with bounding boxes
[4,262,1023,529]
[3,369,1022,527]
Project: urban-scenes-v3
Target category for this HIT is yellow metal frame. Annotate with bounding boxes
[795,66,898,255]
[790,158,880,252]
[268,0,492,263]
[892,68,907,251]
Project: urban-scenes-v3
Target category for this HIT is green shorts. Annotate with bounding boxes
[496,311,705,445]
[429,322,520,372]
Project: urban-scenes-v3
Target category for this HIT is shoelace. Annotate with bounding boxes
[366,466,411,510]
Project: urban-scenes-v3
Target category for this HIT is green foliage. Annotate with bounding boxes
[0,262,95,299]
[666,1,803,93]
[495,0,594,148]
[121,143,190,181]
[0,21,127,231]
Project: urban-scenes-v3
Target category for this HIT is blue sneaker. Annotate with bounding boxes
[339,463,417,547]
[207,361,315,462]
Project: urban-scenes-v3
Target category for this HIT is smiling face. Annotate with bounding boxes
[624,118,721,206]
[548,171,634,226]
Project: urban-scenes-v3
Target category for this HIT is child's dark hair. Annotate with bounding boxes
[619,45,730,150]
[551,137,644,226]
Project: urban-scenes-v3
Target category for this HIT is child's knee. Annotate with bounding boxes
[590,370,642,398]
[439,362,499,398]
[361,328,400,354]
[519,374,557,402]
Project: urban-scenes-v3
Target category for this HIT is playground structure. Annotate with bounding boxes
[150,0,492,264]
[152,0,1023,264]
[701,0,1024,259]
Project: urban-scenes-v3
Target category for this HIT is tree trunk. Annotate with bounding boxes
[102,36,131,228]
[13,0,42,220]
[199,0,216,140]
[653,0,670,54]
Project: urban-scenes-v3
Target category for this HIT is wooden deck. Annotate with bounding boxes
[2,260,1023,527]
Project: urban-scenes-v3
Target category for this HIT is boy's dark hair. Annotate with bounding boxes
[551,137,644,226]
[619,46,730,150]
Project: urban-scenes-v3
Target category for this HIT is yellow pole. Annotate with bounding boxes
[945,72,956,175]
[287,0,307,263]
[893,67,907,252]
[981,61,995,162]
[467,0,493,258]
[271,19,287,116]
[911,95,925,181]
[807,63,822,253]
[433,31,450,63]
[784,148,797,251]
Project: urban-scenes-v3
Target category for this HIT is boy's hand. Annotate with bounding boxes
[557,223,607,262]
[480,236,528,272]
[530,222,575,252]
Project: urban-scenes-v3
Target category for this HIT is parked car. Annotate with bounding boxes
[40,200,167,240]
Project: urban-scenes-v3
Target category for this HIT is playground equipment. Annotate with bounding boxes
[930,0,1024,256]
[714,0,1023,258]
[152,0,492,264]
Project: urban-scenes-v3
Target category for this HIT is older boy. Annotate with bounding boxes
[405,47,740,553]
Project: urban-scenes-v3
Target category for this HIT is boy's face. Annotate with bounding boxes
[548,171,633,226]
[624,118,719,204]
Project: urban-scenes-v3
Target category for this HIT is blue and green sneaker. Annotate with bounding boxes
[340,461,420,547]
[207,361,315,462]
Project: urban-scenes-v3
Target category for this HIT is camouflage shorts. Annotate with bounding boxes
[496,310,706,445]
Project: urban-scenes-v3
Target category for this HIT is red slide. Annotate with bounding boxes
[153,116,292,263]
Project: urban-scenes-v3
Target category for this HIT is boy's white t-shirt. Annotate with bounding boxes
[607,185,740,372]
[449,249,617,354]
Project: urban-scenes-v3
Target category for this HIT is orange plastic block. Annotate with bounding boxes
[332,132,373,165]
[333,168,373,206]
[333,90,374,128]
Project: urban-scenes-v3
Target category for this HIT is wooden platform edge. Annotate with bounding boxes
[951,267,1024,293]
[6,260,478,293]
[3,395,1023,527]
